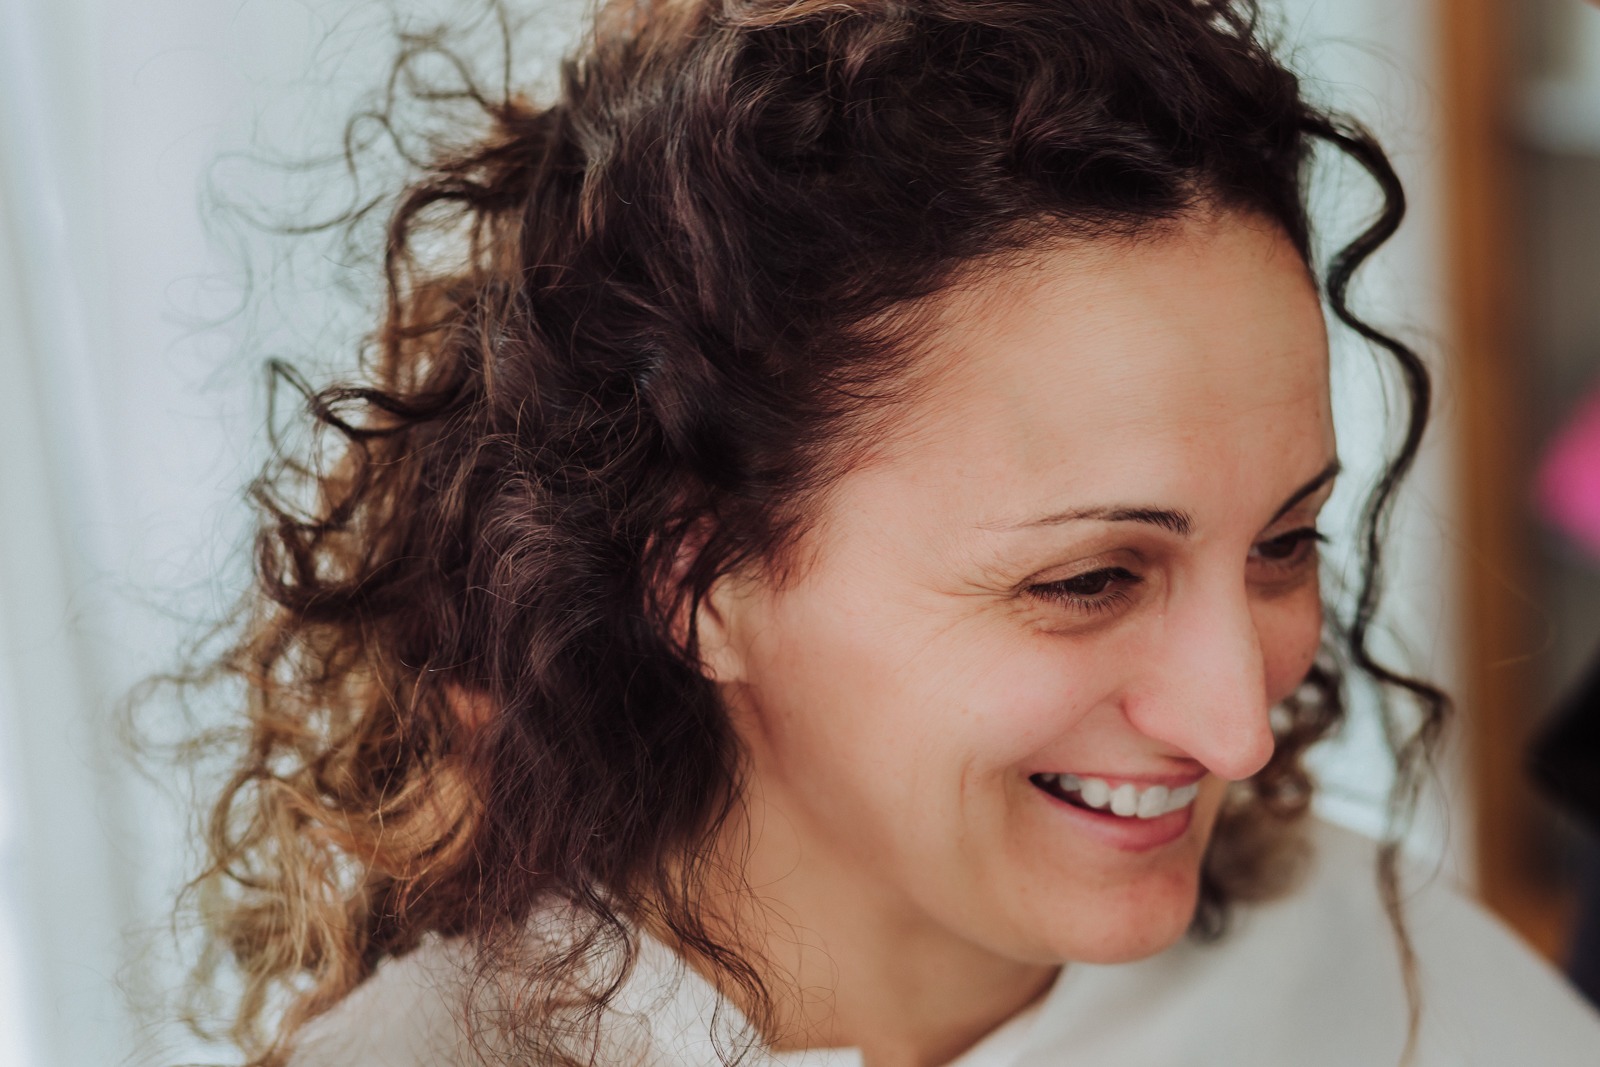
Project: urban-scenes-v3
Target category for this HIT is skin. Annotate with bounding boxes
[690,210,1338,1067]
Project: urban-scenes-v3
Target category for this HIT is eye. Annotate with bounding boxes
[1250,527,1327,570]
[1029,566,1143,615]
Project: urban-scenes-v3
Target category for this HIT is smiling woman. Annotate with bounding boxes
[687,219,1335,983]
[172,2,1600,1067]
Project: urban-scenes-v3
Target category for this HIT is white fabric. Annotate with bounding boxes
[289,818,1600,1067]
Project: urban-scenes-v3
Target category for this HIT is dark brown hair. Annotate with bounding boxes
[177,1,1449,1063]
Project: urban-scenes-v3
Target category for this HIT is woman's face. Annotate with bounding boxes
[698,211,1335,967]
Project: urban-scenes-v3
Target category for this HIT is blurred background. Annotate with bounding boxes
[1,0,1598,1064]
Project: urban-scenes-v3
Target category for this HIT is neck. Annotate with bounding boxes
[668,789,1059,1067]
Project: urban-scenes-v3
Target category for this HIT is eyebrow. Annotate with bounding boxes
[976,458,1342,536]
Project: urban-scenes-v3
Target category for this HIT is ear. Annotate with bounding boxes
[692,569,755,686]
[660,521,757,687]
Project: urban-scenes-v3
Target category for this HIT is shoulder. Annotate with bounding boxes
[1354,823,1600,1064]
[1246,818,1600,1064]
[285,934,481,1067]
[284,905,671,1067]
[1023,818,1600,1067]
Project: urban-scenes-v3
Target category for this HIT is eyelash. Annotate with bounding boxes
[1250,527,1328,569]
[1029,527,1327,615]
[1030,566,1142,615]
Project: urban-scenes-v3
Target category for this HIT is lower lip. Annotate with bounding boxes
[1029,780,1196,852]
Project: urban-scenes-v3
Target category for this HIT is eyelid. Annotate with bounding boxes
[1269,491,1335,531]
[1023,543,1146,584]
[1027,564,1144,615]
[1261,524,1327,543]
[1249,526,1327,571]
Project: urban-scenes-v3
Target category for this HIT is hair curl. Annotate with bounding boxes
[175,1,1450,1064]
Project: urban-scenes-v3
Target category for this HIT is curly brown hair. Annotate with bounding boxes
[174,1,1450,1064]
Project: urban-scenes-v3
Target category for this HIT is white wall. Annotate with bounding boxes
[1266,0,1468,874]
[0,2,1461,1066]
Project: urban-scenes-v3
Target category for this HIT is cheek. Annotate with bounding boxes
[758,631,1068,772]
[732,583,1101,829]
[1257,581,1324,706]
[943,637,1114,773]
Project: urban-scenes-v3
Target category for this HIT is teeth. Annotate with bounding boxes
[1037,774,1201,819]
[1135,785,1169,818]
[1079,777,1110,809]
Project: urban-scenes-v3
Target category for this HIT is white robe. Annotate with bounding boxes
[289,818,1600,1066]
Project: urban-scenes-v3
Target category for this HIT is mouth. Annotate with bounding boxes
[1028,772,1200,820]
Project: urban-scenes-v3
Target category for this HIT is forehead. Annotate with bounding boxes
[833,213,1332,542]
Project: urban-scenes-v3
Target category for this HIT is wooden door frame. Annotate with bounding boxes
[1438,0,1573,959]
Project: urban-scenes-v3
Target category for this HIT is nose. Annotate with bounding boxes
[1122,579,1276,782]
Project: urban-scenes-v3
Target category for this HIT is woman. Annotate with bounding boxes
[180,1,1600,1065]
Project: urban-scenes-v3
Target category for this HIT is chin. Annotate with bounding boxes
[1027,863,1204,966]
[1064,907,1198,965]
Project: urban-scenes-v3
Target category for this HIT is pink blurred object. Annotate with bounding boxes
[1536,385,1600,560]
